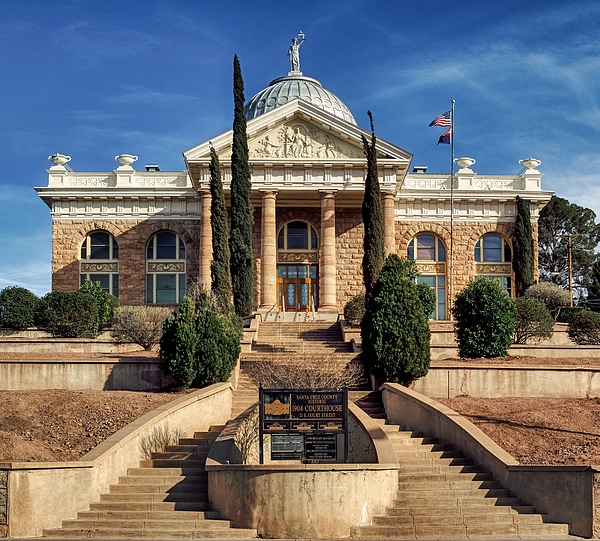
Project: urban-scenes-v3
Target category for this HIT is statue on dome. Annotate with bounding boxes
[288,31,305,73]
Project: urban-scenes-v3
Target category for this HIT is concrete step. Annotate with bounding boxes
[61,518,232,530]
[109,482,207,494]
[99,492,208,503]
[126,467,207,477]
[118,475,207,485]
[88,501,212,511]
[138,459,206,468]
[43,526,258,538]
[77,510,222,520]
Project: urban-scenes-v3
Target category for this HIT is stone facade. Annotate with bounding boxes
[38,74,552,316]
[51,219,201,306]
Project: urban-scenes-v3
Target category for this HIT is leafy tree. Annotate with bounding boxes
[588,260,600,299]
[524,282,571,321]
[538,196,600,295]
[513,196,535,296]
[361,254,430,386]
[513,297,554,344]
[361,111,384,307]
[229,55,253,317]
[416,282,437,319]
[0,286,39,330]
[453,278,516,358]
[209,144,232,313]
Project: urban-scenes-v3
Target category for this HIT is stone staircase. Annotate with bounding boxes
[42,427,257,539]
[352,395,571,539]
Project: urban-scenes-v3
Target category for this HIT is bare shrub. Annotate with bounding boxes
[234,407,259,464]
[139,423,186,459]
[244,354,366,389]
[112,305,172,350]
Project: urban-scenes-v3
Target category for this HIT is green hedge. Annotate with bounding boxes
[0,286,39,330]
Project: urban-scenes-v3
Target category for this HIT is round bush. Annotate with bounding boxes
[525,282,571,321]
[0,286,39,330]
[35,290,98,338]
[453,278,516,358]
[343,293,365,327]
[513,297,554,344]
[567,311,600,345]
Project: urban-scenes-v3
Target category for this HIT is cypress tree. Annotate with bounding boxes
[229,55,254,317]
[361,111,385,307]
[209,144,232,313]
[514,195,535,296]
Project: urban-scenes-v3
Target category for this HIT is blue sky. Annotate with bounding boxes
[1,0,599,295]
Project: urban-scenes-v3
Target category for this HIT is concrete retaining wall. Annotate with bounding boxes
[382,383,600,538]
[415,364,600,398]
[205,403,399,539]
[0,356,175,391]
[0,383,232,538]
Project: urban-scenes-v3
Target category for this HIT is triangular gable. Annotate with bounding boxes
[183,98,413,163]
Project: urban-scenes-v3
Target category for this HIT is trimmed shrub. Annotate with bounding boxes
[79,279,119,335]
[0,286,39,330]
[567,311,600,345]
[343,293,365,327]
[111,305,172,350]
[36,290,97,338]
[453,278,516,358]
[513,297,554,344]
[556,305,585,323]
[361,254,431,386]
[160,296,242,389]
[524,282,571,321]
[416,282,437,319]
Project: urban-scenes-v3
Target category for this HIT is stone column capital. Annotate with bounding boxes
[319,189,338,199]
[259,188,279,199]
[197,188,211,197]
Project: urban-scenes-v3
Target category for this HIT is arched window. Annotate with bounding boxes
[474,234,512,295]
[278,221,318,250]
[146,231,186,304]
[80,231,118,296]
[407,233,447,320]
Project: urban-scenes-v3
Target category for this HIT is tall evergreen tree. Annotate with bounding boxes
[361,111,385,307]
[229,55,254,317]
[513,195,535,296]
[209,144,232,313]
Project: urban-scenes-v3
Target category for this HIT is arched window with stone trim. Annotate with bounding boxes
[407,233,447,320]
[474,233,512,296]
[146,231,186,304]
[276,220,319,312]
[80,231,119,296]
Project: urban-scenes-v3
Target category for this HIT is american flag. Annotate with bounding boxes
[429,111,452,127]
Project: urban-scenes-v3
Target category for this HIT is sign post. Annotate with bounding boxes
[259,388,349,463]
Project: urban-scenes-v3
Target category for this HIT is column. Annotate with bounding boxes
[319,190,337,312]
[259,189,278,309]
[382,191,396,257]
[198,189,212,289]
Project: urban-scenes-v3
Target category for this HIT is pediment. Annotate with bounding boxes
[184,98,412,165]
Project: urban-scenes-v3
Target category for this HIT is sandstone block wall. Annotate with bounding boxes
[52,219,201,305]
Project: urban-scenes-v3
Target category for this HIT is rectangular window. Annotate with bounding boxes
[156,274,177,303]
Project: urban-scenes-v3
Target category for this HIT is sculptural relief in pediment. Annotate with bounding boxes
[249,121,363,160]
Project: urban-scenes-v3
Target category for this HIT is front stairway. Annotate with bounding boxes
[42,427,257,539]
[353,394,570,539]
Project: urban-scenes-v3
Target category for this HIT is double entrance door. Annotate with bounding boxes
[277,264,318,312]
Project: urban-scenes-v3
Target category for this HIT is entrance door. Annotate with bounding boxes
[277,264,318,312]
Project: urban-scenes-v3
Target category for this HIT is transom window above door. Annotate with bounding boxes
[278,221,318,250]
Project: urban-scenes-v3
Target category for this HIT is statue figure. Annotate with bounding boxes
[288,31,305,73]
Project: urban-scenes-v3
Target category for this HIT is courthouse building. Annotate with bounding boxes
[36,44,552,320]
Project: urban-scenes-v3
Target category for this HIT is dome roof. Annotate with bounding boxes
[244,75,357,125]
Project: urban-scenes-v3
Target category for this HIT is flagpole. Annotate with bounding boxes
[449,100,455,320]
